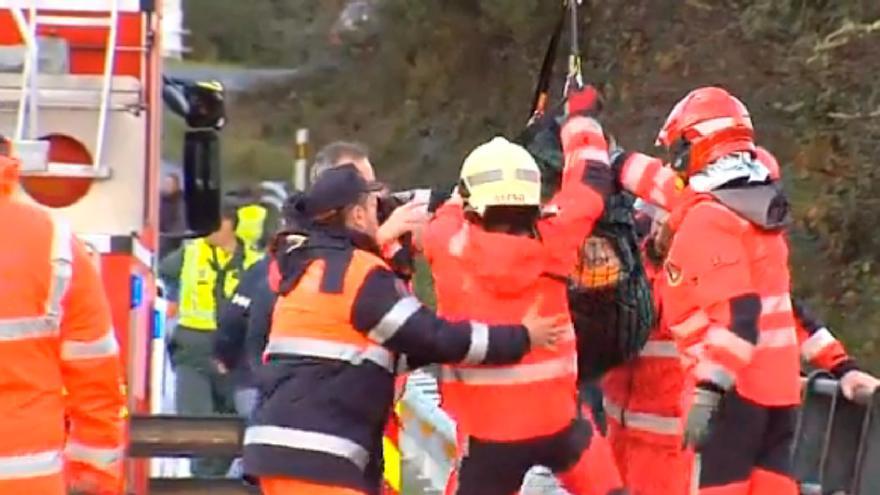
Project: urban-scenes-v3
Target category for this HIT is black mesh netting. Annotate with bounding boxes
[516,113,657,382]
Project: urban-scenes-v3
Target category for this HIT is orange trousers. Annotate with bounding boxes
[260,477,367,495]
[607,420,690,495]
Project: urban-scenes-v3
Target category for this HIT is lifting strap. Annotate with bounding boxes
[527,0,585,122]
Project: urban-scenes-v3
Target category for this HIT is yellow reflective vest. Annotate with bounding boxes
[178,238,263,330]
[235,204,269,251]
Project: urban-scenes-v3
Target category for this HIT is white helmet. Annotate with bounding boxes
[458,137,541,216]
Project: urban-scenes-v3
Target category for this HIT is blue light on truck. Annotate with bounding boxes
[130,274,143,309]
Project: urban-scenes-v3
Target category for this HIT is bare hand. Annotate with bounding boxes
[377,200,430,245]
[522,297,568,349]
[840,370,880,401]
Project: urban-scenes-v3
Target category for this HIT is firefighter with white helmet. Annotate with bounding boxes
[424,87,628,495]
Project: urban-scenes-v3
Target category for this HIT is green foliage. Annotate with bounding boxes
[184,0,880,370]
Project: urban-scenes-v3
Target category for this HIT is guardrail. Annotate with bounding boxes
[793,371,880,495]
[129,372,879,495]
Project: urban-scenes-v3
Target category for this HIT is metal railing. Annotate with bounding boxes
[793,371,880,495]
[129,372,879,495]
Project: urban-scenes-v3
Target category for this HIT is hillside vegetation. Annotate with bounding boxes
[183,0,880,369]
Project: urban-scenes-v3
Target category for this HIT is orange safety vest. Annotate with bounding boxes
[662,194,801,406]
[244,247,398,494]
[0,198,124,495]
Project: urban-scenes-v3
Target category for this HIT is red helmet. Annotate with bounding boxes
[0,137,20,197]
[755,146,780,180]
[657,87,756,176]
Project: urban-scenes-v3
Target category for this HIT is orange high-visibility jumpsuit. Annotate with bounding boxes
[425,116,624,495]
[0,155,125,494]
[660,188,800,495]
[601,251,689,495]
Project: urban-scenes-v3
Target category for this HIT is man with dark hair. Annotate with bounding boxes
[159,204,264,477]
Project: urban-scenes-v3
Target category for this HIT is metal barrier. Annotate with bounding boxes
[129,415,256,494]
[130,372,878,495]
[793,371,880,495]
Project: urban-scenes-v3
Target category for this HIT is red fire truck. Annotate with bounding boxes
[0,1,221,493]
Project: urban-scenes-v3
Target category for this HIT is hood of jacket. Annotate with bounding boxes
[453,222,547,296]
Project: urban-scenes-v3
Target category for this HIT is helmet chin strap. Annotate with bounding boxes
[670,138,692,174]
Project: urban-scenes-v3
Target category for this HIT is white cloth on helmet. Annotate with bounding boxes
[689,152,770,193]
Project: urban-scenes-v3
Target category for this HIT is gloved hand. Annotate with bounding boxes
[583,159,616,200]
[564,84,602,117]
[683,385,723,450]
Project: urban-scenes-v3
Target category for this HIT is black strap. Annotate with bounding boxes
[528,2,567,121]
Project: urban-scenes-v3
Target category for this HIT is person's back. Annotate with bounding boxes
[0,191,124,494]
[425,117,627,495]
[428,207,579,438]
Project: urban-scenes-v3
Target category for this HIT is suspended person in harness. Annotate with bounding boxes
[241,164,568,495]
[0,139,126,494]
[516,0,655,406]
[423,93,627,495]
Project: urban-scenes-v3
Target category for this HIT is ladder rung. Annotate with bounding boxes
[35,15,113,28]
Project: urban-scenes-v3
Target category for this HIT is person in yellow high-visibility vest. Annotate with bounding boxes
[235,202,271,251]
[159,205,263,477]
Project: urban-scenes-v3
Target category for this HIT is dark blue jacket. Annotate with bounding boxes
[213,257,273,388]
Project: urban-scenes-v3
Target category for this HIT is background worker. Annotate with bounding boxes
[0,141,125,494]
[424,87,626,495]
[243,164,566,495]
[159,204,263,477]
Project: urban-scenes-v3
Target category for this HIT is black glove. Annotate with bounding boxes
[583,159,616,200]
[683,384,723,450]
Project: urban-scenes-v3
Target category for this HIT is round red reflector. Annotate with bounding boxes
[21,134,94,208]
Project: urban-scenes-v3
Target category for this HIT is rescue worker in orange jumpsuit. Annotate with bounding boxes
[241,164,566,495]
[423,87,627,495]
[608,86,831,494]
[604,144,880,495]
[600,201,689,495]
[0,140,125,494]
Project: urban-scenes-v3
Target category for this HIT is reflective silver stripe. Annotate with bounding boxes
[705,326,754,363]
[694,360,734,390]
[758,327,798,349]
[440,354,576,386]
[669,310,710,339]
[0,317,58,341]
[801,327,838,361]
[367,296,422,344]
[265,337,395,372]
[761,294,792,314]
[62,329,120,360]
[65,442,122,470]
[47,218,74,320]
[0,449,63,480]
[244,425,369,471]
[604,399,681,436]
[0,217,74,342]
[639,340,679,358]
[462,322,489,364]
